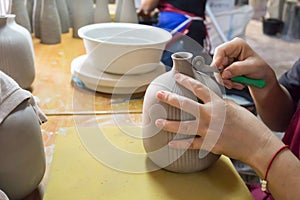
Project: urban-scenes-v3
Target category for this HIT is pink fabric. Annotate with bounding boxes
[158,1,199,18]
[248,184,274,200]
[282,106,300,158]
[249,106,300,199]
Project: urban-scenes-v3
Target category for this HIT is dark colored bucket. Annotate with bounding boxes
[262,18,284,36]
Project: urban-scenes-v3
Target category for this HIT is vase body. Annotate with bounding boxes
[71,0,94,38]
[0,100,46,200]
[55,0,69,33]
[11,0,32,32]
[117,0,138,23]
[32,0,41,38]
[94,0,111,23]
[0,15,35,89]
[40,0,61,44]
[142,52,221,173]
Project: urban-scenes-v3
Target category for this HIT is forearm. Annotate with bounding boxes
[249,69,295,131]
[248,136,300,200]
[268,150,300,200]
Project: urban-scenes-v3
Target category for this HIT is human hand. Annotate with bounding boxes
[155,73,276,164]
[137,0,159,21]
[212,38,275,90]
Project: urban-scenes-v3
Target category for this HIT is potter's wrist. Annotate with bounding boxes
[247,135,284,178]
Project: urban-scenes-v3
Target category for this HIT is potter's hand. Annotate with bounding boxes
[212,38,294,131]
[155,74,300,200]
[137,0,159,21]
[155,73,277,164]
[212,38,275,90]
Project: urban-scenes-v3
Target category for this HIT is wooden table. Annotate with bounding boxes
[22,28,252,200]
[23,29,144,199]
[32,31,144,115]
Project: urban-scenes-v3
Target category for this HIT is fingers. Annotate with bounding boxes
[167,133,222,154]
[155,119,202,135]
[214,71,245,90]
[173,73,218,104]
[222,79,246,90]
[212,38,268,90]
[137,9,149,16]
[222,59,259,79]
[212,38,246,70]
[168,138,203,150]
[156,90,201,117]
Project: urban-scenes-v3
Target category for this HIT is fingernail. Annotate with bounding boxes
[156,90,165,99]
[222,70,232,79]
[155,119,165,128]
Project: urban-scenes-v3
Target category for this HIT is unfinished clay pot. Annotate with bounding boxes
[26,0,34,32]
[55,0,70,33]
[0,14,35,89]
[94,0,111,23]
[11,0,32,32]
[115,0,138,23]
[40,0,62,44]
[32,0,42,38]
[71,0,94,38]
[142,52,222,173]
[0,100,46,200]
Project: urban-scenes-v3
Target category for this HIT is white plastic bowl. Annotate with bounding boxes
[78,23,172,75]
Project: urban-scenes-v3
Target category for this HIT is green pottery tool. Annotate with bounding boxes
[192,56,266,89]
[231,76,266,88]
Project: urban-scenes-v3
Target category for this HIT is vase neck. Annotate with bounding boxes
[171,52,194,77]
[0,17,7,28]
[6,14,16,24]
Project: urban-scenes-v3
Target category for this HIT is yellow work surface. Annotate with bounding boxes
[43,126,253,200]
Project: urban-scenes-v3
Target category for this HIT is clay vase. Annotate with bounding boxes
[10,0,32,32]
[114,0,122,22]
[32,0,41,38]
[55,0,70,33]
[65,0,73,28]
[40,0,61,44]
[142,52,222,173]
[0,100,46,200]
[25,0,34,32]
[94,0,111,23]
[71,0,94,38]
[117,0,138,23]
[0,14,35,89]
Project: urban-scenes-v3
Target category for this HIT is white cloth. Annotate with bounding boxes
[0,71,47,125]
